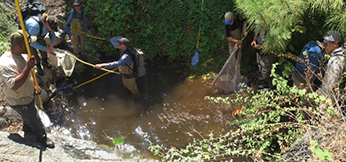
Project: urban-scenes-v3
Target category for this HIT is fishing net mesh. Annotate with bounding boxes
[52,49,76,77]
[212,45,244,92]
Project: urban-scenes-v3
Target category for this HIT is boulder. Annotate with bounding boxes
[0,117,7,129]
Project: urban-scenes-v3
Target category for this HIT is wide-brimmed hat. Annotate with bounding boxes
[10,30,37,46]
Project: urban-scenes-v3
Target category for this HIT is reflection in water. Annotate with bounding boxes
[51,61,241,159]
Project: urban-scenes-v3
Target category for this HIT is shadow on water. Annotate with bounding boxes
[50,59,251,161]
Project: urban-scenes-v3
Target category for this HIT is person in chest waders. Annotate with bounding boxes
[65,0,88,59]
[94,37,140,98]
[251,20,274,89]
[225,11,247,57]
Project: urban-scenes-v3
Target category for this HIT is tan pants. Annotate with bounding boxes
[122,77,140,95]
[227,28,242,74]
[71,18,86,54]
[228,28,242,57]
[119,65,140,95]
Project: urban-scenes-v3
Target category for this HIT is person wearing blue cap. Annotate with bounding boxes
[319,31,345,96]
[224,11,247,57]
[94,37,140,96]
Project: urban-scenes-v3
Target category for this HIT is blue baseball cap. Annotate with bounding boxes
[224,12,233,25]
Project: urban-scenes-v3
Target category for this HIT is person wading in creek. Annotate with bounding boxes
[65,0,88,59]
[94,37,140,99]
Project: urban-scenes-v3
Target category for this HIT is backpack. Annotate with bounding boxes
[124,47,146,79]
[19,16,44,36]
[18,0,46,36]
[21,0,47,20]
[295,41,322,77]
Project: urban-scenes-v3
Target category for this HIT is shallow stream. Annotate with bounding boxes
[50,60,246,160]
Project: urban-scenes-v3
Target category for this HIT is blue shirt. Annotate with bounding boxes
[65,8,88,37]
[100,49,133,69]
[295,41,322,77]
[25,16,56,51]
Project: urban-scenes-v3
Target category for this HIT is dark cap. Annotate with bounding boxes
[47,16,58,31]
[10,30,37,46]
[117,37,130,46]
[73,0,82,6]
[323,31,342,44]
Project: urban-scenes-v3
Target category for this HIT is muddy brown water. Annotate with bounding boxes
[50,60,250,160]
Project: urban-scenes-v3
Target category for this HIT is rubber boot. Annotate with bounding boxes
[36,134,55,149]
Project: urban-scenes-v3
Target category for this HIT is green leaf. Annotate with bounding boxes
[112,137,125,145]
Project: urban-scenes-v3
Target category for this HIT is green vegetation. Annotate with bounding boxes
[112,137,125,145]
[137,0,345,161]
[84,0,345,74]
[149,61,345,161]
[84,0,237,72]
[0,0,17,54]
[236,0,346,54]
[1,0,346,161]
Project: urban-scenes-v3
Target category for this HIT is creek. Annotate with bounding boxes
[49,59,246,160]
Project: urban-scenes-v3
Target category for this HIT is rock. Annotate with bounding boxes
[3,106,22,124]
[0,118,7,129]
[45,29,66,46]
[0,131,120,161]
[0,131,157,161]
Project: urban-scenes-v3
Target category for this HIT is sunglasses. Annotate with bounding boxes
[75,4,82,7]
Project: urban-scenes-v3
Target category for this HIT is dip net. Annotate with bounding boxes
[212,45,244,92]
[51,49,76,77]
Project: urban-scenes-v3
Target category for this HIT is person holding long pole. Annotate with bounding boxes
[0,30,55,148]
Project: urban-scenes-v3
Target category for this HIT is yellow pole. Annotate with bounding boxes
[64,52,118,74]
[14,0,44,109]
[57,19,106,40]
[73,67,118,89]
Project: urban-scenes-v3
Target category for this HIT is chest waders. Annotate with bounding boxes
[71,16,85,55]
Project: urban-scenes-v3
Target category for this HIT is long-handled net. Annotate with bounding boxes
[212,45,244,92]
